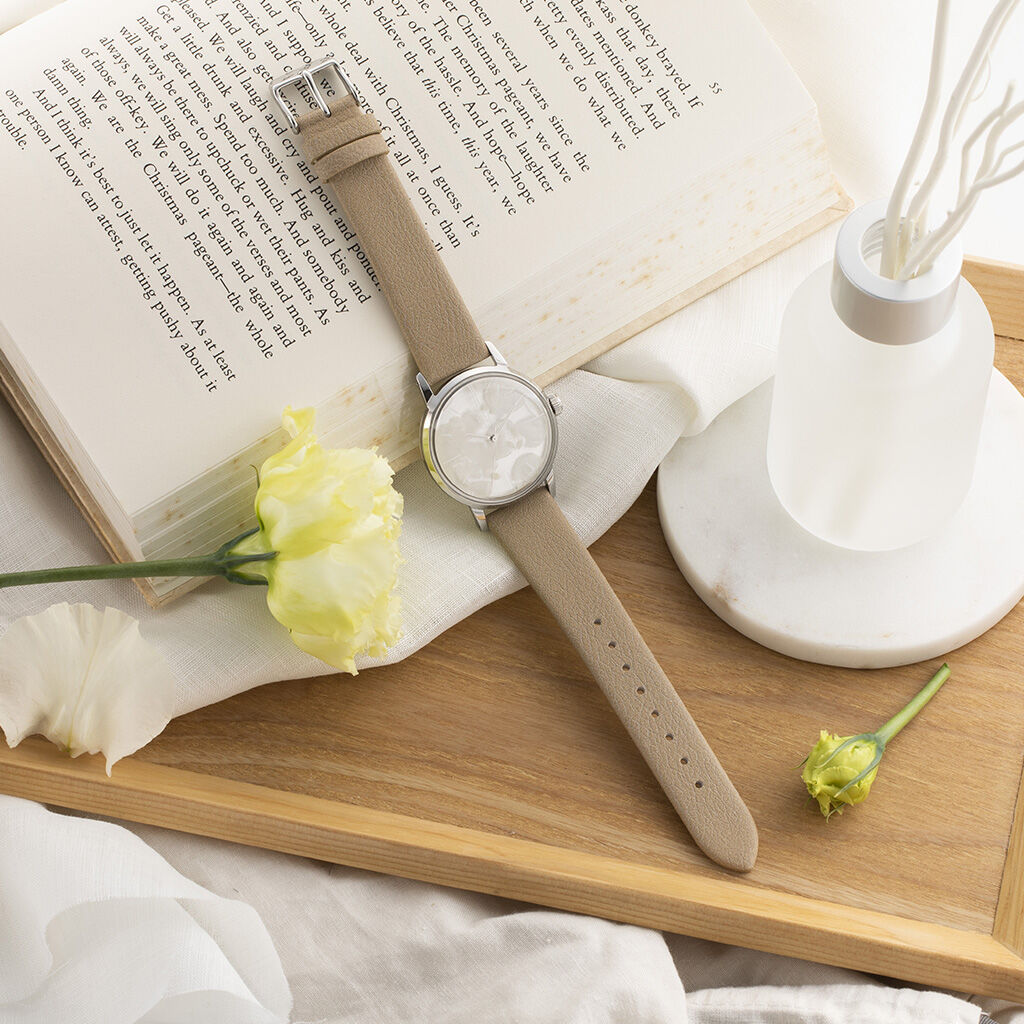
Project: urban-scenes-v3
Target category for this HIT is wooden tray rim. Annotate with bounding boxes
[3,734,1023,1001]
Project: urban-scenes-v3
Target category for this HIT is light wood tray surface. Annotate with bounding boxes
[1,258,1023,999]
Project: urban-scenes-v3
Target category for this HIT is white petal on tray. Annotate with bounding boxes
[0,603,176,773]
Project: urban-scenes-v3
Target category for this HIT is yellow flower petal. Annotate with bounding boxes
[801,731,881,818]
[230,408,403,672]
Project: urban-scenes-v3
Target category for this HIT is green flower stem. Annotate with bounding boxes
[0,557,222,589]
[875,662,952,746]
[0,526,277,590]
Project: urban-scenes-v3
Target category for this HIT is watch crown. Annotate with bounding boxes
[548,394,563,416]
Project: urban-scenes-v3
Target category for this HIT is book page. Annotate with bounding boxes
[0,0,814,515]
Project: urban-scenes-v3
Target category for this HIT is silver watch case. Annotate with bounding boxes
[418,342,560,530]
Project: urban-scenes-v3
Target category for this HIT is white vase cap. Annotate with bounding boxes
[831,198,962,345]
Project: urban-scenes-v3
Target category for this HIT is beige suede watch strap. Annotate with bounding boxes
[290,84,757,872]
[294,96,488,390]
[488,488,758,872]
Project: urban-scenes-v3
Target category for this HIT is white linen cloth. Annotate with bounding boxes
[3,1,1024,1022]
[0,796,291,1022]
[0,797,1001,1024]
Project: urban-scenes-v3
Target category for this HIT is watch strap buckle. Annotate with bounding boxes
[271,58,361,132]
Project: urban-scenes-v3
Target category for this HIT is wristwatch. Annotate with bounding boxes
[273,60,758,872]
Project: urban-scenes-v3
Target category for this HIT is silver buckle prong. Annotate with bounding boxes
[271,58,360,133]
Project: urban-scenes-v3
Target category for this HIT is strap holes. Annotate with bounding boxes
[593,618,602,625]
[651,709,660,718]
[608,640,617,648]
[665,733,674,741]
[679,757,688,765]
[622,663,631,672]
[695,780,704,789]
[636,686,645,695]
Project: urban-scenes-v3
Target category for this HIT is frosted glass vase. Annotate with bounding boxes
[767,200,994,551]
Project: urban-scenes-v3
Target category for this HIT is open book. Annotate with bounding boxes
[0,0,846,604]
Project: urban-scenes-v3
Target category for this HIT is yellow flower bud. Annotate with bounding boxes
[800,663,951,820]
[801,732,881,819]
[228,407,403,673]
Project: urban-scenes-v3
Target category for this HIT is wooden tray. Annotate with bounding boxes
[2,258,1024,1000]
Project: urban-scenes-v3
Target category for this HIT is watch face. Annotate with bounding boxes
[430,371,555,504]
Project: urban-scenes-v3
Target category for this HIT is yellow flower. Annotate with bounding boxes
[228,407,403,673]
[802,731,881,818]
[800,663,951,820]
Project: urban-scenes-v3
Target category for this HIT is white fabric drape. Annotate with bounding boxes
[0,798,999,1024]
[0,797,291,1022]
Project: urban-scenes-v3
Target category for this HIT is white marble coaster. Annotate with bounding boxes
[657,370,1024,668]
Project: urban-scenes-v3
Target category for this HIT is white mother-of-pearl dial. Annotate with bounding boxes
[432,374,554,503]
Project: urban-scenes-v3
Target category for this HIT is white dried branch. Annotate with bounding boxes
[952,56,993,139]
[881,0,951,278]
[900,97,1024,277]
[895,0,1021,274]
[957,82,1015,204]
